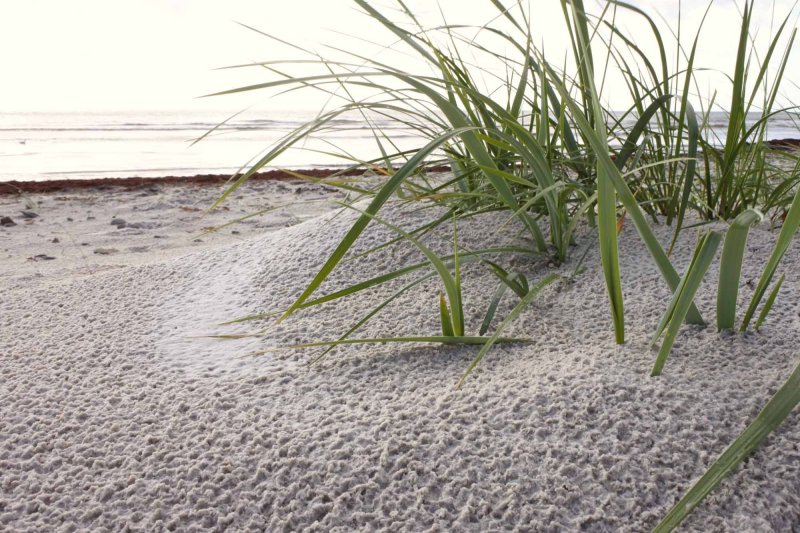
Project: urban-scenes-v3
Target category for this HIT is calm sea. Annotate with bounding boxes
[1,110,798,182]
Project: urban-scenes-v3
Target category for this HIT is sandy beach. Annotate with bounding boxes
[0,176,343,286]
[1,177,798,531]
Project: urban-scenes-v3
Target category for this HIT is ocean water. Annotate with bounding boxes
[0,110,424,182]
[1,110,798,182]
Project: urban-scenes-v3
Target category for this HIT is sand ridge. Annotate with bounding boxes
[1,192,799,531]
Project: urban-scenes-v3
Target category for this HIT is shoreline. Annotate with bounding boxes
[0,165,452,195]
[3,134,799,196]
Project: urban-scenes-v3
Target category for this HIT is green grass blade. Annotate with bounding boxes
[281,335,533,350]
[189,107,251,148]
[479,281,510,336]
[516,273,529,295]
[498,182,566,231]
[598,157,625,344]
[354,0,437,63]
[614,94,672,171]
[654,358,800,532]
[457,272,561,389]
[650,263,693,350]
[453,217,464,336]
[346,209,460,263]
[563,0,625,344]
[609,0,670,106]
[474,162,537,189]
[203,71,389,99]
[210,108,349,210]
[510,44,530,121]
[667,101,699,254]
[717,209,763,331]
[722,1,751,162]
[336,201,464,336]
[311,272,435,365]
[440,293,455,337]
[741,185,800,330]
[279,126,479,323]
[537,54,550,148]
[652,231,721,376]
[480,260,529,298]
[754,273,785,332]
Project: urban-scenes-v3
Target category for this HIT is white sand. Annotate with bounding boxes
[1,183,799,531]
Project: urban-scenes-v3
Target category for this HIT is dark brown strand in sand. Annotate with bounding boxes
[0,166,452,195]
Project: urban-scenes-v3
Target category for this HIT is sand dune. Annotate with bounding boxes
[1,186,799,531]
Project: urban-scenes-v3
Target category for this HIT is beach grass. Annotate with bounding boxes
[210,0,800,529]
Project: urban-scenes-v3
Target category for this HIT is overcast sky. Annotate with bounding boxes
[1,0,798,113]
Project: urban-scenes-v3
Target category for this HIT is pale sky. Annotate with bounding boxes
[1,0,798,113]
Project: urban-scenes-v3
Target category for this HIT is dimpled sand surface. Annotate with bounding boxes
[2,201,799,532]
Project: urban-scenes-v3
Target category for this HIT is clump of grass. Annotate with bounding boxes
[208,0,800,528]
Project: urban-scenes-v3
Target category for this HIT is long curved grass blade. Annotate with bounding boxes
[654,359,800,532]
[188,106,251,148]
[667,101,699,254]
[479,281,510,336]
[198,203,326,236]
[452,216,464,335]
[479,259,527,295]
[279,126,480,323]
[280,335,533,350]
[203,71,388,98]
[754,273,785,332]
[597,157,625,344]
[537,52,551,149]
[717,209,763,331]
[335,201,465,336]
[311,272,436,365]
[563,190,599,250]
[614,94,672,171]
[720,1,751,178]
[652,231,721,376]
[457,272,561,389]
[334,246,530,300]
[562,0,625,344]
[354,0,437,64]
[498,182,566,232]
[209,103,379,210]
[609,0,670,104]
[741,185,800,330]
[346,209,460,263]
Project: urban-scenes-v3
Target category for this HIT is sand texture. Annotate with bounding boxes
[0,179,342,286]
[1,185,799,532]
